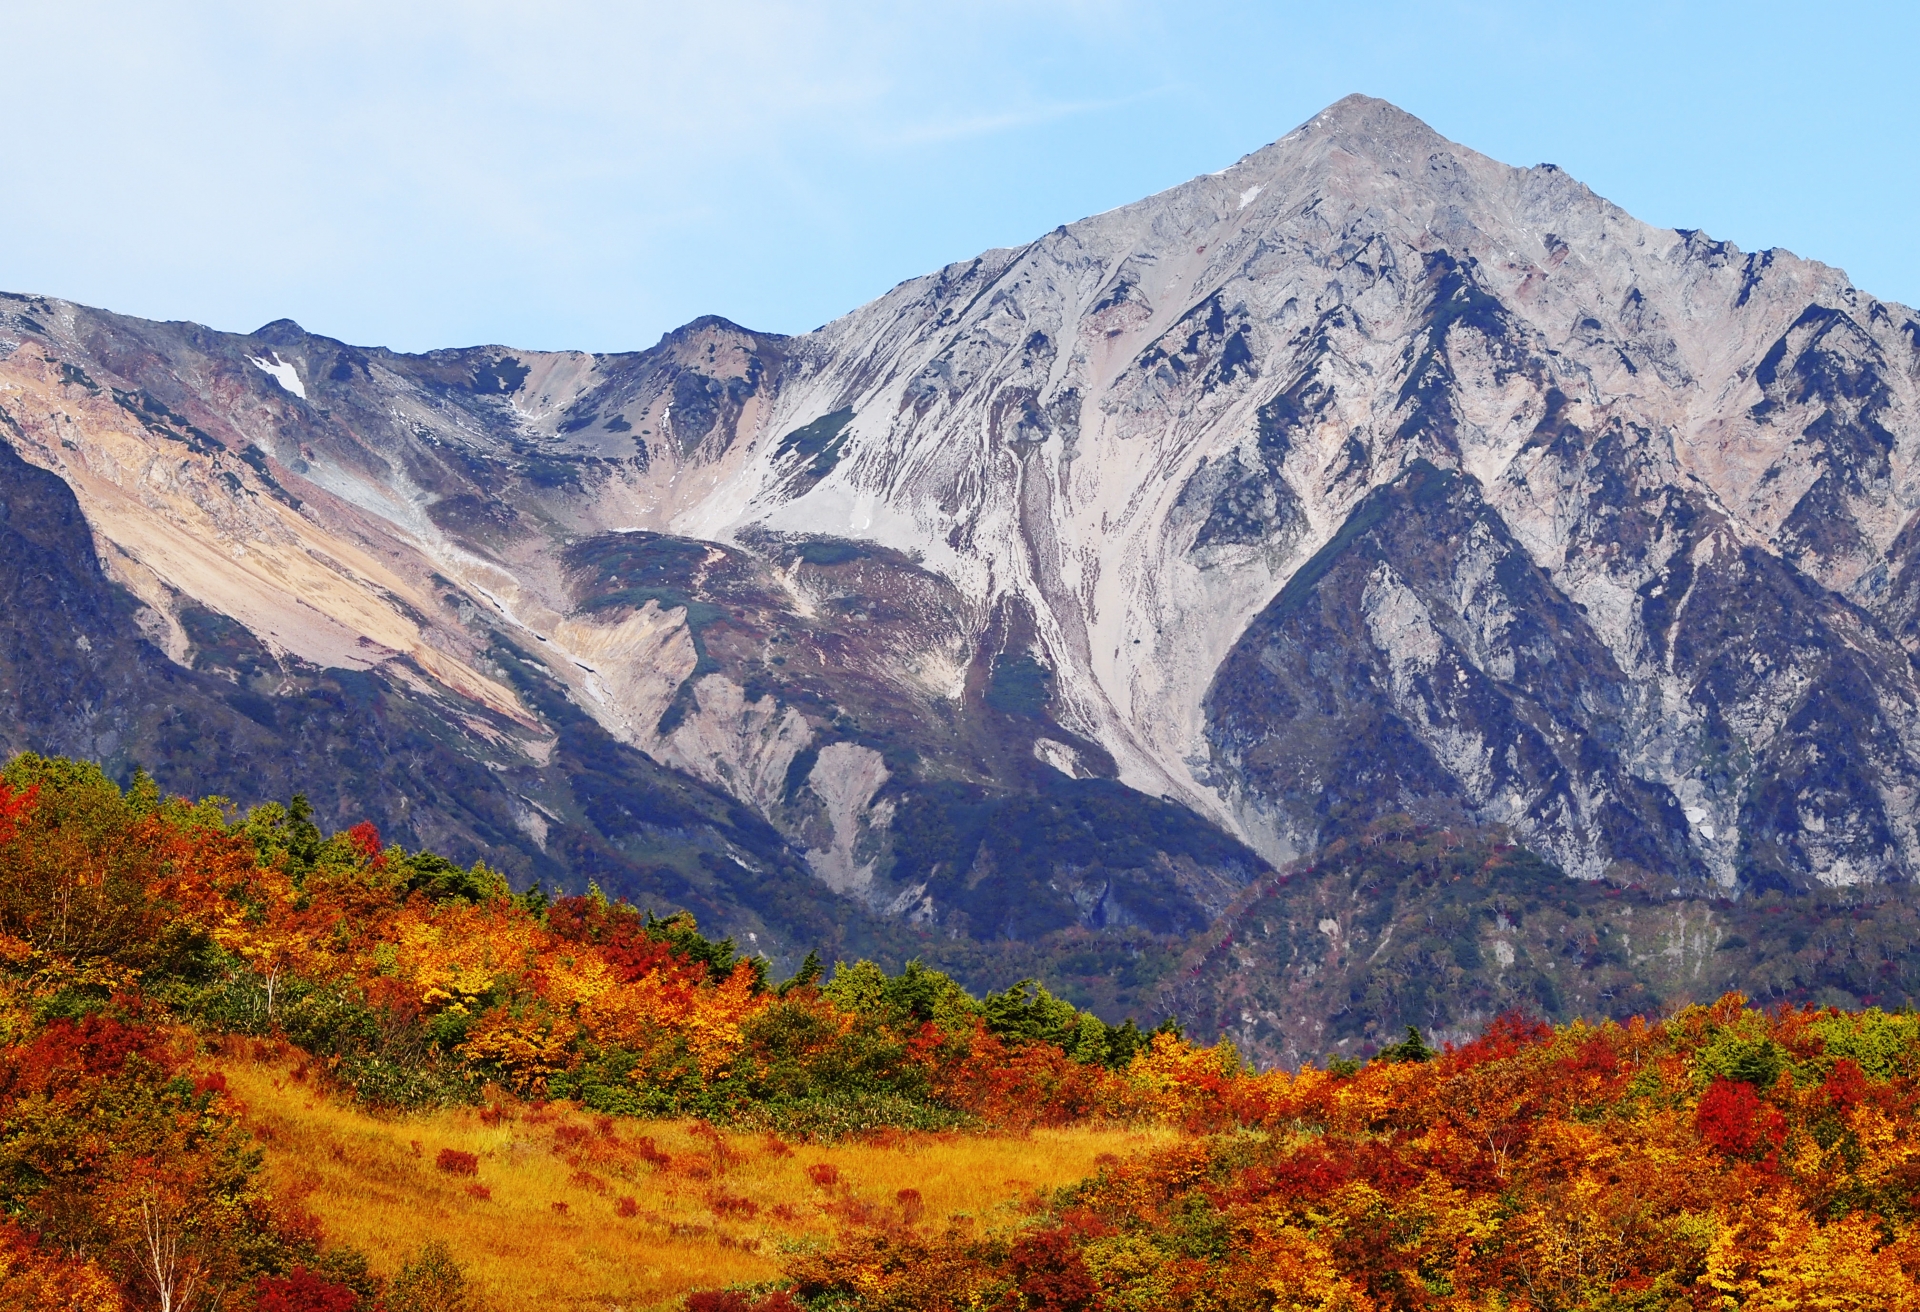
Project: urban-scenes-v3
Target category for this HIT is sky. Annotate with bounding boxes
[2,1,1913,354]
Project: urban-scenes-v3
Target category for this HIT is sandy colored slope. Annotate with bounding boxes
[0,340,530,725]
[216,1058,1177,1311]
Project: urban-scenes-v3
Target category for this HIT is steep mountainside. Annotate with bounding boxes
[3,95,1920,1013]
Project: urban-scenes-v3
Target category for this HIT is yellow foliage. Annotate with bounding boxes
[0,1227,121,1312]
[1255,1224,1375,1312]
[537,946,620,1013]
[572,959,766,1081]
[1111,1031,1247,1121]
[457,1008,574,1097]
[1704,1196,1920,1311]
[384,901,539,1010]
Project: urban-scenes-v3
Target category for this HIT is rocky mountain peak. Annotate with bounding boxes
[709,96,1920,893]
[1246,91,1452,171]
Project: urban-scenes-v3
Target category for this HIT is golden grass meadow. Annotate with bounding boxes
[215,1053,1179,1310]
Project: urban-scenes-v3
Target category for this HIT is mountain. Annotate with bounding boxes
[4,94,1919,1028]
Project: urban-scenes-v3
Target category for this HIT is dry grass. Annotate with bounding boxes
[215,1057,1179,1311]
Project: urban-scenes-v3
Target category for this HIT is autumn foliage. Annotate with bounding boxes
[788,999,1920,1309]
[0,754,1209,1307]
[5,750,1920,1309]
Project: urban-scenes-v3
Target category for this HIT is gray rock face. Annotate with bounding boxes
[727,95,1920,892]
[4,93,1920,916]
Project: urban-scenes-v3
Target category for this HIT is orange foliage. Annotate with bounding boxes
[788,1000,1920,1309]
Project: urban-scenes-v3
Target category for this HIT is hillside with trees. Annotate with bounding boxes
[5,752,1920,1309]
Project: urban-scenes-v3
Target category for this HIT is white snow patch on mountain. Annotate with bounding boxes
[248,354,306,399]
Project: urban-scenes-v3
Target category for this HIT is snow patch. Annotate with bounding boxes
[247,353,306,399]
[1238,185,1262,210]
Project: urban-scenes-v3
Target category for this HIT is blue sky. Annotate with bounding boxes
[3,1,1913,353]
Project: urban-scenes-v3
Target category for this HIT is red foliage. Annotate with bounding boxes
[254,1267,361,1312]
[344,821,381,859]
[685,1293,800,1312]
[708,1187,759,1219]
[600,933,689,984]
[435,1148,479,1176]
[1566,1032,1621,1078]
[896,1188,925,1223]
[0,781,38,845]
[1696,1078,1787,1159]
[1440,1011,1554,1073]
[616,1195,639,1217]
[0,1012,166,1104]
[1234,1143,1352,1203]
[544,895,712,985]
[1001,1229,1103,1312]
[1821,1057,1871,1113]
[807,1162,840,1188]
[464,1182,492,1200]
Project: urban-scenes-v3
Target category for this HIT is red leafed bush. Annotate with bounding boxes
[435,1148,479,1176]
[1696,1078,1786,1158]
[616,1195,639,1217]
[685,1292,800,1312]
[686,1295,755,1312]
[464,1182,492,1200]
[1821,1057,1870,1112]
[708,1187,759,1219]
[806,1162,839,1188]
[1005,1229,1102,1312]
[1,1013,164,1099]
[254,1266,362,1312]
[896,1188,925,1223]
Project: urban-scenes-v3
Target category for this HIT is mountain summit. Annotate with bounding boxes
[3,96,1919,991]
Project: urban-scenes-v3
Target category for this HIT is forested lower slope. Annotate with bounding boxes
[5,752,1920,1311]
